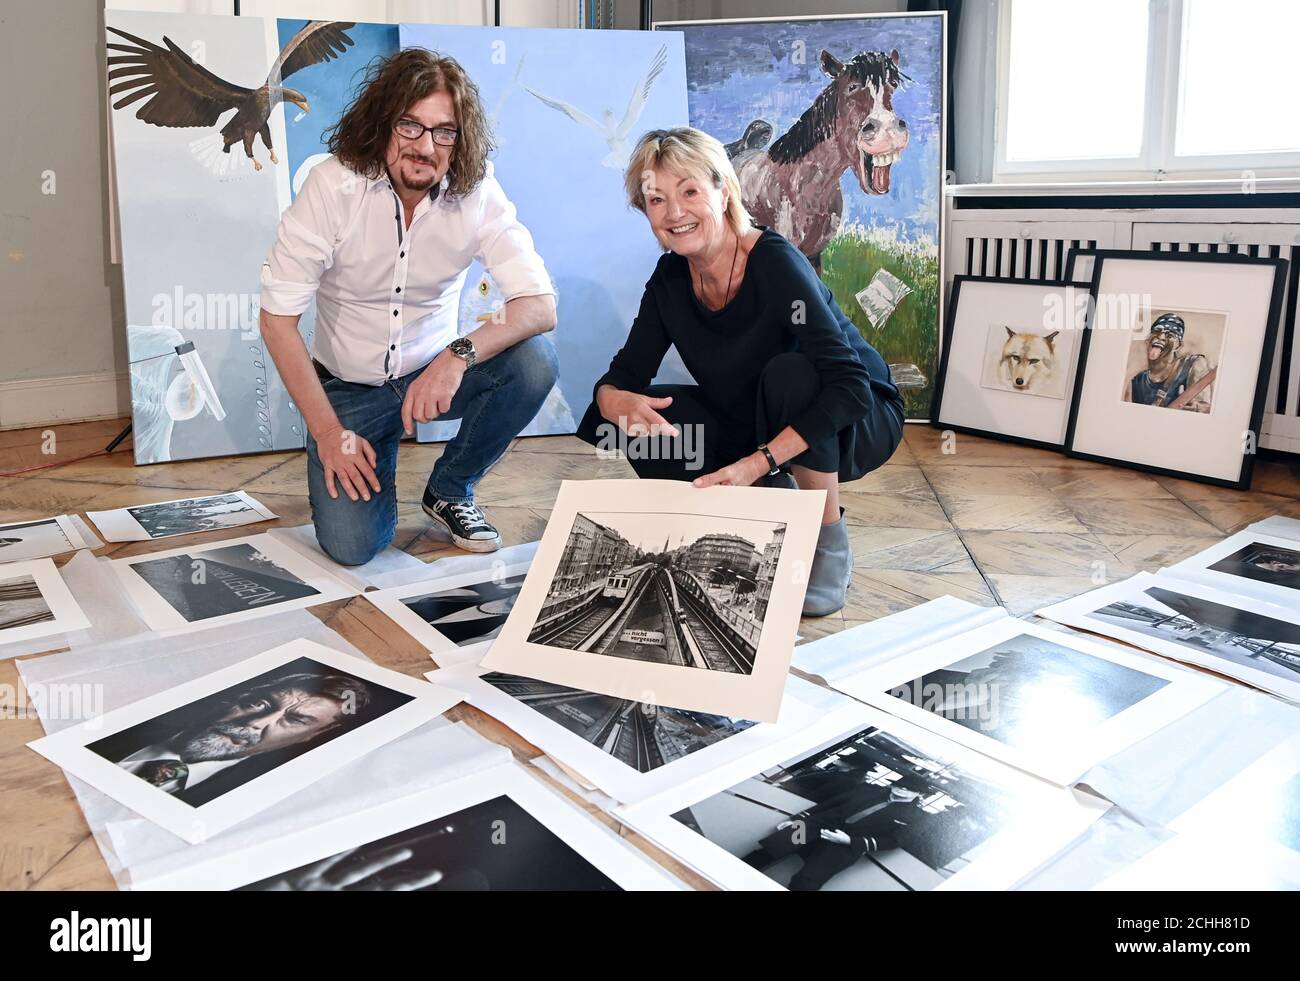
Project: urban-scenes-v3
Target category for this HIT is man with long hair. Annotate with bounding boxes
[259,50,558,562]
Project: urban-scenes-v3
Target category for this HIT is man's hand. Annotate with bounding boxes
[596,385,679,438]
[316,424,380,502]
[692,452,769,489]
[402,351,466,435]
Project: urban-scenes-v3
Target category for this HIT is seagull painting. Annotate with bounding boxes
[523,44,667,169]
[488,53,527,150]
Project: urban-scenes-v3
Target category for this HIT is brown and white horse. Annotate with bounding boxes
[732,49,909,272]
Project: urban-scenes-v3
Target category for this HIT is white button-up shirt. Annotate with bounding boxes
[259,156,553,385]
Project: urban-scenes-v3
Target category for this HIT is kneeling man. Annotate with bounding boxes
[260,50,558,563]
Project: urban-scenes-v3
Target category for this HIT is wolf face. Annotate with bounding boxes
[998,328,1059,394]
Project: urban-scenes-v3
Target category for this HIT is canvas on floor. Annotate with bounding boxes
[110,533,355,633]
[28,638,461,844]
[617,700,1107,891]
[366,562,532,657]
[839,617,1224,785]
[0,515,90,563]
[0,558,90,649]
[480,480,824,723]
[88,491,277,542]
[1039,571,1300,705]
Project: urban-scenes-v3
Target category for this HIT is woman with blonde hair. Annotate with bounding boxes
[577,127,904,617]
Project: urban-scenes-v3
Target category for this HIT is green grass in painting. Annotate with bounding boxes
[821,225,940,420]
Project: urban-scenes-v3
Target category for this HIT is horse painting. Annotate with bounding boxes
[729,49,909,272]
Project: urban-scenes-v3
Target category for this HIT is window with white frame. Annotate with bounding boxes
[996,0,1300,180]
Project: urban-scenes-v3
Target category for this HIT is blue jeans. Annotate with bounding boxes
[308,333,559,566]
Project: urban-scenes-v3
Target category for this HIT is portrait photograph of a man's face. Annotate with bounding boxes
[86,655,412,808]
[27,639,462,843]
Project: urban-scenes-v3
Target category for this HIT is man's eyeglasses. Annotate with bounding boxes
[394,119,458,146]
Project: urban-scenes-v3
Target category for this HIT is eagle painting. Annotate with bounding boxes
[106,21,357,172]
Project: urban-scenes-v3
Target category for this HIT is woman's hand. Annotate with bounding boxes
[692,452,769,488]
[596,385,680,438]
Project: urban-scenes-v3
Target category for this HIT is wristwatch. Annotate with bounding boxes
[757,443,780,476]
[448,337,477,369]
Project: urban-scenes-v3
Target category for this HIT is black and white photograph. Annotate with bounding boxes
[1209,541,1300,592]
[150,764,681,891]
[1165,530,1300,608]
[891,632,1170,751]
[670,725,1018,891]
[240,793,621,891]
[28,639,460,843]
[366,562,531,657]
[842,617,1223,784]
[0,515,89,562]
[616,703,1107,891]
[428,662,828,805]
[0,558,90,649]
[86,655,414,807]
[482,672,755,773]
[88,491,277,542]
[0,575,52,632]
[111,533,354,632]
[483,480,823,724]
[525,510,787,675]
[1040,571,1300,704]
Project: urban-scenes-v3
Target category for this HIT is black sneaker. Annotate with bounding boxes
[422,493,502,552]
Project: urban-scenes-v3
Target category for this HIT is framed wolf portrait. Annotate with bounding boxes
[931,276,1090,449]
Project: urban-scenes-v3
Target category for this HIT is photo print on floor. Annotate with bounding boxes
[366,562,532,657]
[1039,571,1300,704]
[841,618,1223,784]
[28,639,459,843]
[86,654,415,807]
[481,672,756,773]
[239,793,619,891]
[615,701,1107,891]
[89,491,277,542]
[0,558,90,649]
[0,516,89,563]
[112,533,354,632]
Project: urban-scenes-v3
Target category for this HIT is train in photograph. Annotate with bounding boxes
[601,563,652,602]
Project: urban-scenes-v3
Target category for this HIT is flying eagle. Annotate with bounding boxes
[106,21,356,172]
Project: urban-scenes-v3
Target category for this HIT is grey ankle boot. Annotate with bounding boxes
[802,508,852,617]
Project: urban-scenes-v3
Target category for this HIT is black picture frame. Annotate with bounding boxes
[930,274,1093,451]
[1063,249,1289,490]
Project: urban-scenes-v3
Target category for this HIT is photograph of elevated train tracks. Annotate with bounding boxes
[482,672,756,773]
[526,511,788,675]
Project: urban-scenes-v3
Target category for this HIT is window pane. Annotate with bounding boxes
[1177,0,1300,157]
[1004,0,1149,163]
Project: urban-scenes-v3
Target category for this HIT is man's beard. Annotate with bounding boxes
[401,156,439,191]
[173,722,260,762]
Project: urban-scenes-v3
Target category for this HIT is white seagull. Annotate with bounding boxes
[524,44,668,169]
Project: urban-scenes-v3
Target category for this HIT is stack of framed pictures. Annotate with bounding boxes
[933,249,1289,489]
